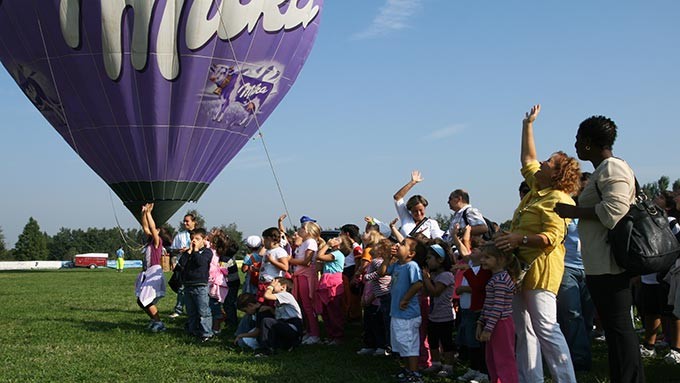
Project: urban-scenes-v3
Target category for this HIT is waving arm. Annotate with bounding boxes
[521,104,540,166]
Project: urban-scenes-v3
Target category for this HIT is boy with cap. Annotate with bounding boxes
[242,235,264,294]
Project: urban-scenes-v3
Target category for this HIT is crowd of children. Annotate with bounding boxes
[135,206,529,383]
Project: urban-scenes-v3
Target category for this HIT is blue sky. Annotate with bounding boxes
[2,0,680,247]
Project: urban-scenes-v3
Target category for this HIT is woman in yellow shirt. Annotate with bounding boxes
[495,105,581,383]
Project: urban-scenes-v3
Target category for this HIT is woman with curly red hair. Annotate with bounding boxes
[495,105,580,382]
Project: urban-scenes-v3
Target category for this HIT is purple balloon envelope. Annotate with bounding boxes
[0,0,323,223]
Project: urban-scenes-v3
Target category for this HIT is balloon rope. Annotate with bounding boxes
[109,189,144,251]
[257,130,294,229]
[215,5,295,230]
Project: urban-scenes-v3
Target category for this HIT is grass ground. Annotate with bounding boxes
[0,269,678,382]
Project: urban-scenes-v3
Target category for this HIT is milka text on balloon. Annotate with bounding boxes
[59,0,320,81]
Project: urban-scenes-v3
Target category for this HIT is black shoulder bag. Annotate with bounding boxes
[597,179,680,275]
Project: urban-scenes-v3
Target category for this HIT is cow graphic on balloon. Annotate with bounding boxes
[0,1,323,224]
[206,63,277,131]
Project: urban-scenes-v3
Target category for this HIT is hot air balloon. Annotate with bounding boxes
[0,0,322,223]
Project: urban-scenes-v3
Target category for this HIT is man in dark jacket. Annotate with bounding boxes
[181,228,213,341]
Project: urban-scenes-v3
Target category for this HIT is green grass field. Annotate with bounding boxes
[0,269,678,382]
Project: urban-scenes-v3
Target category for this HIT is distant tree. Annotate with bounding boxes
[211,223,244,259]
[2,249,15,261]
[179,209,206,230]
[0,226,6,259]
[673,179,680,193]
[14,217,48,261]
[161,223,176,239]
[433,213,454,231]
[642,176,671,199]
[499,219,512,232]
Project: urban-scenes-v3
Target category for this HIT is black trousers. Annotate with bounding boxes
[586,272,645,383]
[260,317,302,350]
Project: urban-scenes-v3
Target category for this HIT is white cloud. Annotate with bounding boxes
[353,0,424,40]
[422,124,465,141]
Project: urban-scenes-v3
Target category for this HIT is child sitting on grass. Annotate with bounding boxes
[234,293,265,350]
[259,277,303,353]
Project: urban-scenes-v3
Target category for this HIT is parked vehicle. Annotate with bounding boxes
[74,253,108,269]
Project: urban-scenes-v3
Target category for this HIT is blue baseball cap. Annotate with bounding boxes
[300,215,317,224]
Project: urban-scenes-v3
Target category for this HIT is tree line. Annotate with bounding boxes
[0,209,243,261]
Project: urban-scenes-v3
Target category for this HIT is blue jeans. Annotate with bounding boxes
[235,314,260,349]
[184,285,213,338]
[556,266,594,371]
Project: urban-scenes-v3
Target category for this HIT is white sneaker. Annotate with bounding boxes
[664,349,680,364]
[457,369,479,382]
[373,348,388,356]
[436,365,454,378]
[168,312,180,318]
[357,348,375,355]
[301,334,310,343]
[301,335,320,345]
[470,372,490,383]
[639,345,656,358]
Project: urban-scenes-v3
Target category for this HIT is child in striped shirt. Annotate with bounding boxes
[477,243,520,383]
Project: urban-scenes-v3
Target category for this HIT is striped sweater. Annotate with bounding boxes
[480,270,515,333]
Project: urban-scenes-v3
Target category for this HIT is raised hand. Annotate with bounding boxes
[523,104,541,125]
[411,170,423,184]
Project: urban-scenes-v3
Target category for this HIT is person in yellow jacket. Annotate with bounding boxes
[495,105,581,383]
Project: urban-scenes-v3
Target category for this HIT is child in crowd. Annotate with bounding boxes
[136,203,171,333]
[209,229,240,333]
[221,234,241,330]
[358,236,391,356]
[422,243,456,377]
[477,243,520,383]
[315,236,350,344]
[242,235,263,295]
[181,228,214,341]
[379,237,426,383]
[257,227,290,303]
[260,277,304,353]
[234,293,266,350]
[289,222,322,345]
[453,231,491,382]
[207,234,228,334]
[354,230,382,287]
[341,224,364,321]
[450,225,473,326]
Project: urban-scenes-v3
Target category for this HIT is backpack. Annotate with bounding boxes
[597,180,680,275]
[462,208,499,241]
[168,252,189,293]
